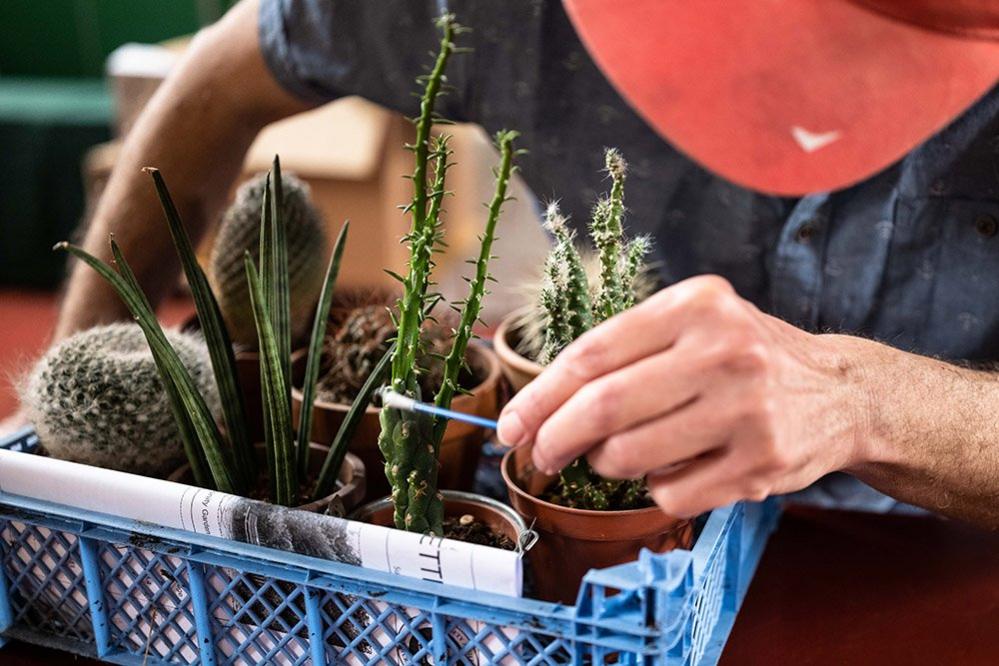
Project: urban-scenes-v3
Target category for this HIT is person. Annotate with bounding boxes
[20,0,999,527]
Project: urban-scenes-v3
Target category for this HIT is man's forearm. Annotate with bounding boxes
[845,338,999,528]
[54,0,311,340]
[498,276,999,530]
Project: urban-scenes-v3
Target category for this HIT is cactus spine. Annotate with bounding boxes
[378,14,518,534]
[539,148,653,510]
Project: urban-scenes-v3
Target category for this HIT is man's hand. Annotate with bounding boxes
[498,275,872,518]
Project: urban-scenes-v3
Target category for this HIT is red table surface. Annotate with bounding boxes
[2,505,998,665]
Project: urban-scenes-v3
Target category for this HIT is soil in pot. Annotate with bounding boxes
[351,490,522,551]
[292,296,502,501]
[494,307,543,394]
[168,442,366,516]
[502,446,693,604]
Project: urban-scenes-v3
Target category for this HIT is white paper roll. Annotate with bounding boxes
[0,449,522,596]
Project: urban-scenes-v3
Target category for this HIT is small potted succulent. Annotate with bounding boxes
[57,159,364,513]
[291,291,501,500]
[501,150,693,603]
[186,170,328,440]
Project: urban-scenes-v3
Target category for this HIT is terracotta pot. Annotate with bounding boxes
[501,446,693,604]
[351,490,528,545]
[292,342,502,501]
[181,314,308,441]
[493,308,543,394]
[169,442,366,516]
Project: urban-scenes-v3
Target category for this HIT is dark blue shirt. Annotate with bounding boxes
[261,0,999,362]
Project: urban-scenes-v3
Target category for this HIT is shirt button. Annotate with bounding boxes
[975,214,998,238]
[795,221,816,243]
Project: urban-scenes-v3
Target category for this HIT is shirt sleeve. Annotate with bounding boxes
[258,0,469,118]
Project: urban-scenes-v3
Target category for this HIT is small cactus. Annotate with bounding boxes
[210,172,327,348]
[538,149,653,511]
[21,323,220,476]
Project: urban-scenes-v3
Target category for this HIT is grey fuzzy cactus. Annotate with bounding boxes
[538,148,653,511]
[22,323,220,476]
[210,171,327,348]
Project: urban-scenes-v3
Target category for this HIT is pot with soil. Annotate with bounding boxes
[292,299,502,500]
[493,306,543,393]
[501,445,693,604]
[351,489,525,550]
[169,442,366,516]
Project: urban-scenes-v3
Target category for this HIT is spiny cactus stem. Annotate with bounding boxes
[433,131,517,421]
[593,148,629,321]
[410,14,456,234]
[392,138,451,386]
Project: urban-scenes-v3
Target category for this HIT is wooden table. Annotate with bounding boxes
[3,505,997,665]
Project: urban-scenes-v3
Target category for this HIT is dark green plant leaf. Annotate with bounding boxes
[245,254,296,506]
[296,222,349,479]
[269,156,292,392]
[144,168,254,486]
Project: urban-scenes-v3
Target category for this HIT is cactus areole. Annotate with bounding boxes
[378,14,519,534]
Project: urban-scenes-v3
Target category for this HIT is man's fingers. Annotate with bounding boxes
[532,347,704,473]
[583,397,734,479]
[646,449,747,518]
[497,276,736,448]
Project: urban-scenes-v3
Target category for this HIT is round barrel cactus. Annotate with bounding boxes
[21,323,220,476]
[209,171,327,348]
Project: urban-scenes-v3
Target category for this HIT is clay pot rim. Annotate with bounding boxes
[500,447,666,518]
[494,307,544,377]
[350,489,529,535]
[291,339,501,414]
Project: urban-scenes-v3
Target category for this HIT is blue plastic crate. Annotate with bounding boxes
[0,427,779,664]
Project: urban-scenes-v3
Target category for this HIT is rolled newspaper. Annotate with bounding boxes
[0,449,522,596]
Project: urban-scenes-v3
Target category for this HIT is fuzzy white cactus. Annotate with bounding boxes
[21,323,220,476]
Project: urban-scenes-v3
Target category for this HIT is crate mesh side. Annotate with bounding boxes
[318,590,436,665]
[99,543,200,664]
[689,530,728,664]
[0,520,93,642]
[443,616,577,665]
[205,565,310,665]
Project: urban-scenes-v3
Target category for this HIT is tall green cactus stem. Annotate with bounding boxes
[390,15,457,386]
[378,15,457,534]
[404,130,519,534]
[379,15,518,534]
[592,148,628,321]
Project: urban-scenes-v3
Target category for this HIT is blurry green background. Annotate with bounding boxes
[0,1,234,286]
[0,1,234,77]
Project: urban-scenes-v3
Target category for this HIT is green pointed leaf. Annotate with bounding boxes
[245,254,296,506]
[144,168,253,485]
[296,222,349,479]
